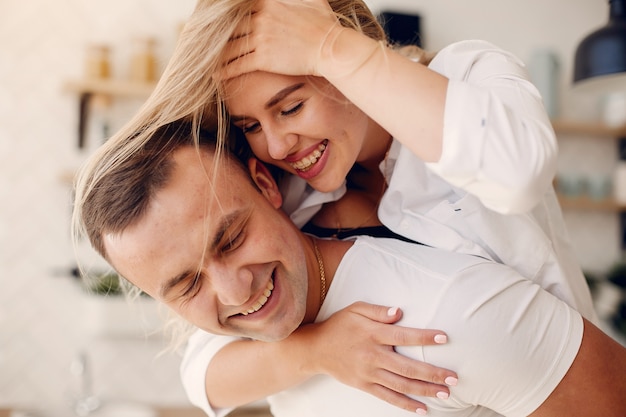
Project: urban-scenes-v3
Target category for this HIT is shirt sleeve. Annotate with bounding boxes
[414,261,584,417]
[180,329,241,417]
[425,40,558,214]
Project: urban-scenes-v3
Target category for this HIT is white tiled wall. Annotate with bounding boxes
[0,0,622,415]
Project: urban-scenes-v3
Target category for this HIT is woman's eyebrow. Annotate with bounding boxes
[229,83,306,123]
[265,83,305,108]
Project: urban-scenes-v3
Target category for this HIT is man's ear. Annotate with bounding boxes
[248,158,283,209]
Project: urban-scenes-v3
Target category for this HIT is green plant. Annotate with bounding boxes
[84,272,123,296]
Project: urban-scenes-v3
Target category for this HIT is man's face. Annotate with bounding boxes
[103,147,310,342]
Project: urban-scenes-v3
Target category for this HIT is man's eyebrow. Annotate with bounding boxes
[158,210,244,299]
[209,210,243,250]
[229,83,306,123]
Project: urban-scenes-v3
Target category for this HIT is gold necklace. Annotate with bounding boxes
[312,238,326,305]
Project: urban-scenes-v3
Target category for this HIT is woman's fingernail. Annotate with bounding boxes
[445,376,458,386]
[387,306,399,316]
[416,408,427,415]
[436,391,449,399]
[434,334,447,344]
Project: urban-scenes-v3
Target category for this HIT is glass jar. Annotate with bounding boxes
[84,44,111,79]
[130,37,157,83]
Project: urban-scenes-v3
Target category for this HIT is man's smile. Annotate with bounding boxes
[240,277,275,316]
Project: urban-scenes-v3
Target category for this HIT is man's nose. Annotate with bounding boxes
[209,264,254,307]
[265,128,298,161]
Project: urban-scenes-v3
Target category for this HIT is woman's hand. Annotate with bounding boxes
[303,301,458,414]
[219,0,344,79]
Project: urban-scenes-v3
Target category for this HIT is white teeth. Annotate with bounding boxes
[291,140,327,171]
[241,279,274,316]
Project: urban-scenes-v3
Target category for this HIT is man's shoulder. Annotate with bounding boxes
[348,236,491,277]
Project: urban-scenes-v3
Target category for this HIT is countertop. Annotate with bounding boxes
[160,407,272,417]
[0,406,273,417]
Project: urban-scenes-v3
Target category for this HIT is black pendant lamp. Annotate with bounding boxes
[574,0,626,84]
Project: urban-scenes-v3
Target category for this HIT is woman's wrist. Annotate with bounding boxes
[317,25,383,80]
[289,324,325,377]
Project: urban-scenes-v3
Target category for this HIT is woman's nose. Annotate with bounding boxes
[265,129,298,161]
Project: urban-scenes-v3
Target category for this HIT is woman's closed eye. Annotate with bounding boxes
[238,101,304,135]
[240,120,261,134]
[280,101,303,116]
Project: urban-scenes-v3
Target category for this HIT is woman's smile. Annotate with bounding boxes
[289,139,330,181]
[289,139,328,172]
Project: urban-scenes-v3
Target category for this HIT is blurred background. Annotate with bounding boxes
[1,0,625,416]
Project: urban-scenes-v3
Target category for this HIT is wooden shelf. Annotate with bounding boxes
[551,119,625,213]
[551,119,626,138]
[557,193,625,212]
[64,78,157,148]
[64,78,156,97]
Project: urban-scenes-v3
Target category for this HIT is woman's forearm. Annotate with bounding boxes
[203,303,457,413]
[318,27,448,163]
[205,325,320,408]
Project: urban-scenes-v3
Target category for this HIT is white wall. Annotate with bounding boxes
[0,0,619,414]
[367,0,608,114]
[0,0,196,414]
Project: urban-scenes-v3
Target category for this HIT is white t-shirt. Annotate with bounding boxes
[181,39,595,414]
[182,237,583,417]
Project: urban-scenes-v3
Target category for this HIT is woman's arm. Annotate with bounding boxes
[327,34,558,213]
[187,303,457,414]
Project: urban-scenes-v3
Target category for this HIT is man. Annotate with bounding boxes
[74,123,626,417]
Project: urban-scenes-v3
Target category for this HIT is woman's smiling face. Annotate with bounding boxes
[224,72,372,193]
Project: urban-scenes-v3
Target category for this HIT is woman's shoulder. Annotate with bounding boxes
[429,39,525,77]
[432,39,509,59]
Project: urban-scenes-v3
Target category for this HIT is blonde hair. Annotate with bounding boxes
[71,0,434,346]
[72,0,433,240]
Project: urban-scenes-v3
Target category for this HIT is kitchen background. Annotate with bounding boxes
[1,0,624,416]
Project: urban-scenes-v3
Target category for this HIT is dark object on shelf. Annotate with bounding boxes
[378,11,422,47]
[78,92,91,148]
[574,0,626,83]
[607,261,626,288]
[611,298,626,337]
